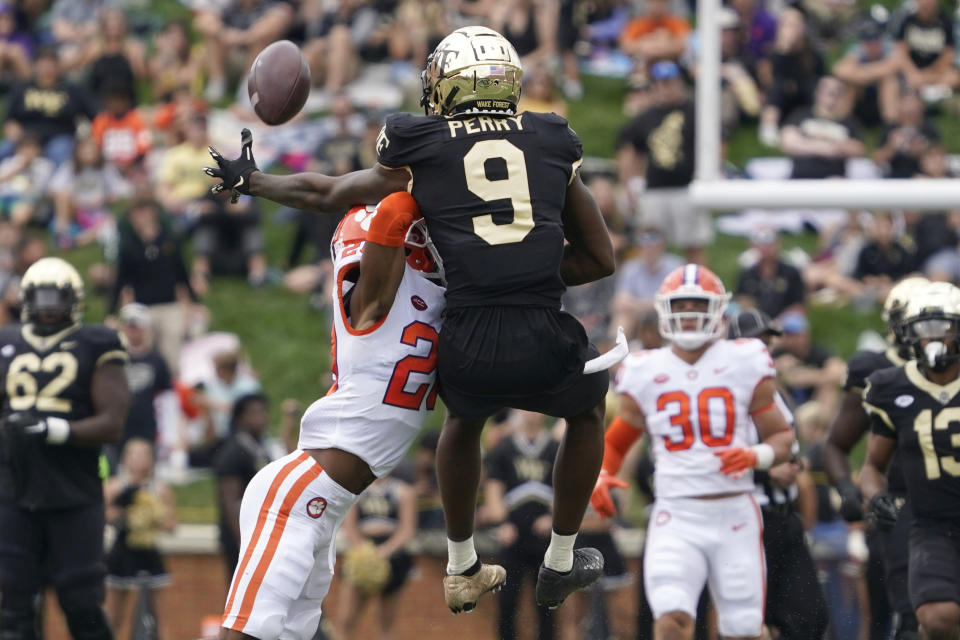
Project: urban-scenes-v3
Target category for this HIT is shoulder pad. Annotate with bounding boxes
[377,113,441,169]
[80,325,128,366]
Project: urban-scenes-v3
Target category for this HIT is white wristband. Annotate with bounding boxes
[45,417,71,444]
[751,443,775,470]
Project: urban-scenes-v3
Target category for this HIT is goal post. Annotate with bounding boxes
[691,0,960,211]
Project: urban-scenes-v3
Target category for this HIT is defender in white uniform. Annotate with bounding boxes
[220,192,445,640]
[591,264,795,640]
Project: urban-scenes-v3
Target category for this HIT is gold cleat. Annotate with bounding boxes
[443,563,507,614]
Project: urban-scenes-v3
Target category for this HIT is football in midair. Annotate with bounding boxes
[247,40,311,125]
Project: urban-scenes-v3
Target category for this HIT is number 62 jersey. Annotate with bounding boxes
[297,207,445,478]
[864,361,960,523]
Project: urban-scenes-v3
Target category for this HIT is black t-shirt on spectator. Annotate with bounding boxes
[214,433,270,553]
[910,214,957,265]
[785,106,863,179]
[853,241,916,280]
[877,122,941,178]
[6,81,96,144]
[735,261,806,319]
[773,342,835,405]
[91,53,137,106]
[897,11,956,69]
[617,100,695,189]
[767,49,825,124]
[109,226,195,313]
[123,350,172,443]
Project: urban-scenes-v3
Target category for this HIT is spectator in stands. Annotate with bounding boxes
[0,1,31,83]
[780,75,865,179]
[194,0,294,101]
[48,134,131,248]
[489,0,558,67]
[852,211,916,291]
[190,196,269,291]
[773,312,845,409]
[213,393,272,578]
[729,0,777,73]
[103,438,176,640]
[300,0,365,95]
[110,194,196,374]
[518,62,568,117]
[156,114,220,218]
[312,93,366,175]
[918,211,960,282]
[202,348,262,446]
[616,60,710,264]
[148,20,203,102]
[759,6,824,146]
[335,474,419,640]
[735,227,806,319]
[619,0,689,62]
[413,431,444,530]
[91,82,151,171]
[609,228,683,339]
[833,15,900,127]
[0,46,96,165]
[86,8,146,105]
[714,7,761,134]
[0,133,54,227]
[113,303,174,458]
[48,0,101,70]
[872,90,941,178]
[895,0,958,102]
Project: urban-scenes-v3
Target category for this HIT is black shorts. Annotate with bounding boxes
[437,306,609,419]
[908,519,960,609]
[880,496,913,615]
[372,536,414,596]
[0,499,107,604]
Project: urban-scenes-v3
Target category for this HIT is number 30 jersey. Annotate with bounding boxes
[377,111,583,310]
[615,338,776,498]
[864,361,960,524]
[297,208,445,478]
[0,323,127,509]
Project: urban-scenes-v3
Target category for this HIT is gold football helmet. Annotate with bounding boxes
[20,257,85,335]
[902,281,960,371]
[420,26,523,117]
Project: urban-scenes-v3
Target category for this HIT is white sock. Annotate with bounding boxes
[446,536,478,574]
[544,531,577,573]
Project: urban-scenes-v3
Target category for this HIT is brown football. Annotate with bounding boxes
[247,40,311,125]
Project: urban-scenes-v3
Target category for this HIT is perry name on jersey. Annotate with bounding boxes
[377,111,583,309]
[616,338,776,498]
[297,207,445,478]
[864,361,960,523]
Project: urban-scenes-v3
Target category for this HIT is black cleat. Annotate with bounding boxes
[535,547,604,609]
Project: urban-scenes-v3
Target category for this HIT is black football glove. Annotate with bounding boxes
[113,484,141,507]
[837,477,865,522]
[204,128,258,204]
[1,412,70,447]
[867,492,900,531]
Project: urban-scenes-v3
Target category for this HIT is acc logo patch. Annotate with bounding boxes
[895,395,914,408]
[411,295,427,311]
[0,344,14,357]
[306,497,327,519]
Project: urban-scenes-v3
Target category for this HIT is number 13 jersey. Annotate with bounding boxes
[615,338,776,498]
[377,111,583,309]
[297,207,445,478]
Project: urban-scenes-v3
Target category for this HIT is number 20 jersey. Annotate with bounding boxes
[0,323,127,509]
[377,111,583,310]
[615,338,776,498]
[297,207,445,478]
[864,361,960,524]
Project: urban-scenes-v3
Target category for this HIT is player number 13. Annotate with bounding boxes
[913,407,960,479]
[464,139,534,246]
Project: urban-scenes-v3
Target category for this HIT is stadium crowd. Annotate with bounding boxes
[2,0,960,637]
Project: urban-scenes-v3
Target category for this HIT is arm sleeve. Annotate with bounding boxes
[376,113,427,170]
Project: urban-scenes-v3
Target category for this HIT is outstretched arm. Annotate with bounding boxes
[560,174,615,286]
[205,129,410,212]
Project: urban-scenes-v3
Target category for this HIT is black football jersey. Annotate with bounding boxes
[845,347,909,494]
[377,111,583,309]
[0,323,128,509]
[485,431,559,529]
[864,361,960,524]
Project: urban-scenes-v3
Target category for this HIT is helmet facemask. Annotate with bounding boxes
[23,285,79,336]
[907,314,960,372]
[404,219,445,286]
[656,294,729,350]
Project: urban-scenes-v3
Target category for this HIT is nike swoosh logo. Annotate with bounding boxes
[732,522,747,531]
[234,176,244,188]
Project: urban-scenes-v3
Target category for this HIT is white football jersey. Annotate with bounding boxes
[616,338,776,498]
[298,207,445,477]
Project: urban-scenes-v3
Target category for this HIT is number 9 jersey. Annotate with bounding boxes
[376,111,583,309]
[297,206,446,478]
[615,338,777,498]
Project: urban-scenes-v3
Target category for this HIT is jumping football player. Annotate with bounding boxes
[862,282,960,640]
[219,192,446,639]
[825,276,929,639]
[590,265,795,640]
[205,26,616,613]
[0,257,131,640]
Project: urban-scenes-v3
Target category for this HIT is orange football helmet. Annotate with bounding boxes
[655,264,730,350]
[332,203,445,284]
